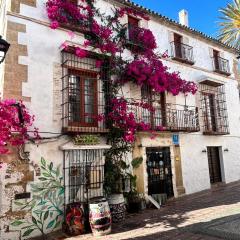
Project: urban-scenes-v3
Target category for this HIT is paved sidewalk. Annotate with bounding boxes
[51,181,240,240]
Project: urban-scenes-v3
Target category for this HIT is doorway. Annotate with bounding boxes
[146,147,174,198]
[207,147,222,184]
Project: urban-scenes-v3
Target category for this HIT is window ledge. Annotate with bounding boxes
[213,69,231,76]
[59,141,111,150]
[171,56,195,65]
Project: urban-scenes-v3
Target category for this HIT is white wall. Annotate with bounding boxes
[180,133,240,194]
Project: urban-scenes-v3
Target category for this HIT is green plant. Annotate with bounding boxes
[218,0,240,48]
[104,127,132,195]
[131,157,143,169]
[11,158,64,239]
[73,134,100,145]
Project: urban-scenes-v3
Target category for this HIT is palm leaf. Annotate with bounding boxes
[218,0,240,48]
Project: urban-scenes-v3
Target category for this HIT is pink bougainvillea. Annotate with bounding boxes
[117,7,150,20]
[75,47,88,58]
[124,58,197,95]
[105,98,159,143]
[46,0,89,28]
[0,99,39,155]
[129,27,157,51]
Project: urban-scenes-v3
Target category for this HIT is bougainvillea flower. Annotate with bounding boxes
[75,47,88,58]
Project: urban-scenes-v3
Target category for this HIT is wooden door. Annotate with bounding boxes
[207,147,222,184]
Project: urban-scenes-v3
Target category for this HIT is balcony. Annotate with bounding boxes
[127,99,200,133]
[170,42,195,65]
[212,56,231,76]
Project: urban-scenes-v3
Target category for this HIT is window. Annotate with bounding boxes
[200,83,229,135]
[173,33,183,59]
[141,86,166,128]
[62,50,110,132]
[128,15,140,41]
[64,149,105,204]
[68,69,98,127]
[171,33,194,64]
[212,50,230,75]
[213,49,220,71]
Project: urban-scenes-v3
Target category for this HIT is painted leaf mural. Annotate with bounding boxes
[11,158,64,239]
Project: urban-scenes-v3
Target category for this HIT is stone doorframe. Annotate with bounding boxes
[132,132,186,198]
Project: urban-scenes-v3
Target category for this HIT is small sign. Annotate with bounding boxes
[15,192,31,200]
[172,134,179,145]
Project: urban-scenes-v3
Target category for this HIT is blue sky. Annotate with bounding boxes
[132,0,230,37]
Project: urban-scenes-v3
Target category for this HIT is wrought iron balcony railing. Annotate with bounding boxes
[170,41,195,65]
[127,99,200,132]
[61,51,200,134]
[62,93,200,134]
[212,56,231,76]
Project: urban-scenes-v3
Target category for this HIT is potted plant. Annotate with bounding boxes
[73,134,100,145]
[124,157,144,213]
[103,127,131,223]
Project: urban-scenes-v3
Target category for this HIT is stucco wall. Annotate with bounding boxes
[180,133,240,194]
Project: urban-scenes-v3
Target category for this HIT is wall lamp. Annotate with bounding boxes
[0,35,10,64]
[202,149,207,153]
[224,148,229,152]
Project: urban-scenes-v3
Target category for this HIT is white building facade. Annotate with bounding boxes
[0,0,240,239]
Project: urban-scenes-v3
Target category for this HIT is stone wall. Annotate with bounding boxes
[10,0,36,14]
[3,21,30,102]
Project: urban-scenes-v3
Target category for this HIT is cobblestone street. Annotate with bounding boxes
[59,181,240,240]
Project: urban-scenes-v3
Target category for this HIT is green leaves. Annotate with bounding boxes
[11,220,25,226]
[32,216,38,225]
[43,211,49,221]
[218,0,240,48]
[22,228,35,237]
[131,157,143,169]
[11,158,64,239]
[46,219,55,229]
[41,157,46,167]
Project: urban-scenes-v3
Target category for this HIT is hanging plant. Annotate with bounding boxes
[0,99,39,155]
[124,58,197,95]
[46,0,91,30]
[73,135,100,145]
